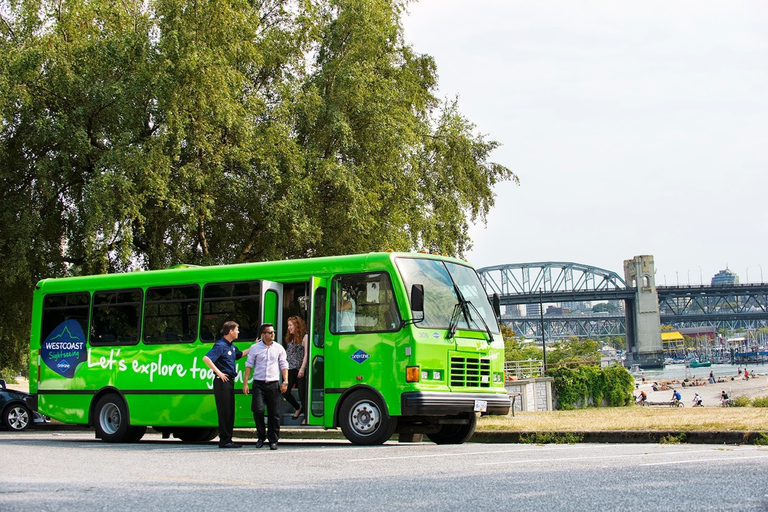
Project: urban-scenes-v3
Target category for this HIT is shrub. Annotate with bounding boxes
[731,395,751,407]
[548,363,633,410]
[751,396,768,408]
[521,432,584,444]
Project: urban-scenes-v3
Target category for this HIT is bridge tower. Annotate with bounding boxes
[623,255,664,369]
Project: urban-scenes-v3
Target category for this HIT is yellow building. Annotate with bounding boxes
[661,331,685,354]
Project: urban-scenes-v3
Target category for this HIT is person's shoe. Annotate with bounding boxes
[219,442,242,449]
[255,439,265,448]
[269,442,278,450]
[292,409,302,420]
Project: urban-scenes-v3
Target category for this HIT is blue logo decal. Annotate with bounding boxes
[41,320,87,378]
[432,332,440,339]
[350,349,370,364]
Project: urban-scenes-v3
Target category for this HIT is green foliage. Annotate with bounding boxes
[0,368,19,384]
[660,433,687,444]
[751,396,768,407]
[755,433,768,446]
[520,432,584,445]
[0,0,517,374]
[546,337,601,367]
[731,395,751,407]
[592,302,619,314]
[503,332,543,362]
[547,363,633,410]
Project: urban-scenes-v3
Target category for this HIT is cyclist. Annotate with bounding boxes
[636,390,648,406]
[671,389,682,406]
[692,393,703,407]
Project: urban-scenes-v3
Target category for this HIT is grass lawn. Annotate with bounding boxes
[478,406,768,432]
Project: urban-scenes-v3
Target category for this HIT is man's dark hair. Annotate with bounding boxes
[222,321,239,336]
[259,323,274,336]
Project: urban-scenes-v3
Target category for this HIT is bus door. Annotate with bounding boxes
[261,281,282,335]
[306,277,326,426]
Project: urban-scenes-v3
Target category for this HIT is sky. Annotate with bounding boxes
[403,0,768,286]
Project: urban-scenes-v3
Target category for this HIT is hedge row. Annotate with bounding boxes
[548,364,634,410]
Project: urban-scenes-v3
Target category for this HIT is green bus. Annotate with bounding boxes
[29,252,510,445]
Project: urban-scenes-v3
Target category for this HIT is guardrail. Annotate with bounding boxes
[504,360,544,380]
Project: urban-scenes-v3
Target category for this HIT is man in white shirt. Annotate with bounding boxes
[243,323,289,450]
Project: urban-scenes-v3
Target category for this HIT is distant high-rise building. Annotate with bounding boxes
[711,267,739,286]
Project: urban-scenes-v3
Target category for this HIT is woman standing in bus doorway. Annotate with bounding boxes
[283,316,309,424]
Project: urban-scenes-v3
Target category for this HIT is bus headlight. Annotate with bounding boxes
[406,366,420,382]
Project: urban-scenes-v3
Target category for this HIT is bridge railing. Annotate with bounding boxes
[504,360,545,380]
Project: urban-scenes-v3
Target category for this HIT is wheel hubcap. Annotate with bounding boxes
[8,406,30,430]
[350,401,380,435]
[99,403,121,435]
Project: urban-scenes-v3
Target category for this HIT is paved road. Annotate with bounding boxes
[2,430,768,511]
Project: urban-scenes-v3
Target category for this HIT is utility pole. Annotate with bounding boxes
[539,289,547,375]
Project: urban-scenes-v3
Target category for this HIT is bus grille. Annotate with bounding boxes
[450,356,491,388]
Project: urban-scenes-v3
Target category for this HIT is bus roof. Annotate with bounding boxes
[34,252,471,293]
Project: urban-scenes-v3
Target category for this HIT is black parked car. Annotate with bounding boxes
[0,379,49,431]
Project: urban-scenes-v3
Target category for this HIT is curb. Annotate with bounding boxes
[23,424,768,445]
[470,430,768,445]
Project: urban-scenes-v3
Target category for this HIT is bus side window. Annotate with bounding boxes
[330,273,400,333]
[313,287,326,348]
[91,290,142,345]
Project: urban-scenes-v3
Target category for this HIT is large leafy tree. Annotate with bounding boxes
[0,0,516,374]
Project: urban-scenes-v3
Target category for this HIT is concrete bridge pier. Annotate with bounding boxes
[623,255,664,369]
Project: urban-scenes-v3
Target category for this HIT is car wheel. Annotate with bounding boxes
[339,389,395,445]
[426,413,477,445]
[3,404,32,431]
[94,394,144,443]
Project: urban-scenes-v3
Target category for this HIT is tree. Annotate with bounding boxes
[546,337,601,367]
[0,0,517,374]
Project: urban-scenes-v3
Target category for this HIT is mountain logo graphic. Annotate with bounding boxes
[41,319,87,379]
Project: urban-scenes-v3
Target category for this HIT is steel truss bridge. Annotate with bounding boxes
[477,262,768,339]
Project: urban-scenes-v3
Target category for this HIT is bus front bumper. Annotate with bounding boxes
[401,391,511,416]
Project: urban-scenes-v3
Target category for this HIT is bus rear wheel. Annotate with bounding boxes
[426,413,477,445]
[174,427,218,443]
[94,394,145,443]
[339,390,396,445]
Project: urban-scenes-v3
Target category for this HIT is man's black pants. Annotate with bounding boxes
[251,380,282,443]
[213,376,235,446]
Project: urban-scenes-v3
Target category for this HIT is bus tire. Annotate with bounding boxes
[174,427,217,443]
[94,394,143,443]
[339,389,396,445]
[426,413,477,445]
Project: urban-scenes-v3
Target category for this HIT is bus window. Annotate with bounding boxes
[90,290,142,345]
[201,281,261,341]
[143,285,200,344]
[312,286,326,348]
[330,273,400,334]
[41,292,90,344]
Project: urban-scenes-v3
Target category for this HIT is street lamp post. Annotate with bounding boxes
[539,289,547,375]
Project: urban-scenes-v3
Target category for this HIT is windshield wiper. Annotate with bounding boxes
[446,286,494,342]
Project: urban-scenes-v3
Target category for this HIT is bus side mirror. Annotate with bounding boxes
[492,293,501,319]
[410,284,425,322]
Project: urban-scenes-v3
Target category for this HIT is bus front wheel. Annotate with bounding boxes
[339,390,396,445]
[426,413,477,445]
[94,394,145,443]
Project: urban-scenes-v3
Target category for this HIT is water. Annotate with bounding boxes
[635,363,763,382]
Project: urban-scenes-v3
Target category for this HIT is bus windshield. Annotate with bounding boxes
[396,258,499,334]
